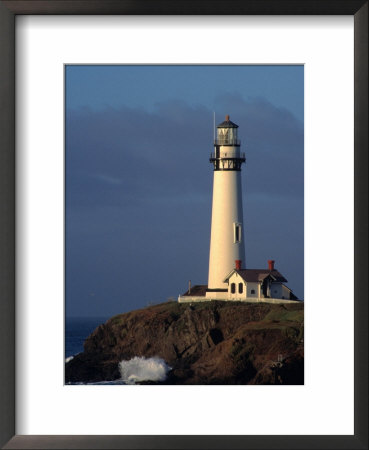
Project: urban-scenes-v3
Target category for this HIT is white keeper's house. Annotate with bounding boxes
[178,115,301,304]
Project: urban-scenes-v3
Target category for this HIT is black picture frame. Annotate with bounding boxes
[0,1,367,449]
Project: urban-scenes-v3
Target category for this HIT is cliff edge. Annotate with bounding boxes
[65,301,304,385]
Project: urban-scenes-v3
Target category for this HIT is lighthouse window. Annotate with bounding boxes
[238,283,243,294]
[231,283,236,294]
[234,223,242,243]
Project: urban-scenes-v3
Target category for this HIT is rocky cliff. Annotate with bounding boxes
[65,300,304,385]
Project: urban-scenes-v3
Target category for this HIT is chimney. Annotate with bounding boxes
[188,280,191,295]
[226,114,230,121]
[235,260,242,270]
[268,260,275,271]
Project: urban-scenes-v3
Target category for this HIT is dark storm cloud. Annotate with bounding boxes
[66,102,212,210]
[66,95,303,210]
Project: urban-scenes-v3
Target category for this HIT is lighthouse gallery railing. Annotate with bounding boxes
[210,151,246,160]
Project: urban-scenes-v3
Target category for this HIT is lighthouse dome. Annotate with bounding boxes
[217,115,239,128]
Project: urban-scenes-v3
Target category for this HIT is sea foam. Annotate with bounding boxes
[118,356,170,384]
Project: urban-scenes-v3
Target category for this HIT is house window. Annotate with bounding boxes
[251,289,255,294]
[233,223,242,243]
[238,283,243,294]
[231,283,236,294]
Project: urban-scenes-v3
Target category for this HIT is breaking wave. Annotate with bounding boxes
[118,356,171,384]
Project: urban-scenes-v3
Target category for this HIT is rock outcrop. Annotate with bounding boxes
[65,301,304,384]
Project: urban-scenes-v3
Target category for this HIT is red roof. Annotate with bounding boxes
[226,269,287,283]
[182,285,208,297]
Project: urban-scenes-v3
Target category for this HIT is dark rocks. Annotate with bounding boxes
[65,301,304,385]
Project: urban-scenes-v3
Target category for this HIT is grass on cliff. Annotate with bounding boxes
[264,306,304,323]
[108,300,303,328]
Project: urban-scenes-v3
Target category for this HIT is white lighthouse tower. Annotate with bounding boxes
[178,114,300,304]
[207,115,246,294]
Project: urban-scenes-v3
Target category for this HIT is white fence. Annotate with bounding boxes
[178,296,301,304]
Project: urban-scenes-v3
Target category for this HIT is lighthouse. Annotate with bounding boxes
[207,115,246,291]
[178,114,299,304]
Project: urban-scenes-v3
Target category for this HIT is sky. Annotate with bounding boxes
[65,65,304,318]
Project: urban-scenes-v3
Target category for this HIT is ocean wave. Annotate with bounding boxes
[65,356,171,385]
[119,356,171,384]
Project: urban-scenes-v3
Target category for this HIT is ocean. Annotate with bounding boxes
[65,316,171,385]
[65,316,108,359]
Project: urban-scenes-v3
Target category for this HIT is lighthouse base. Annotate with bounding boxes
[205,289,228,300]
